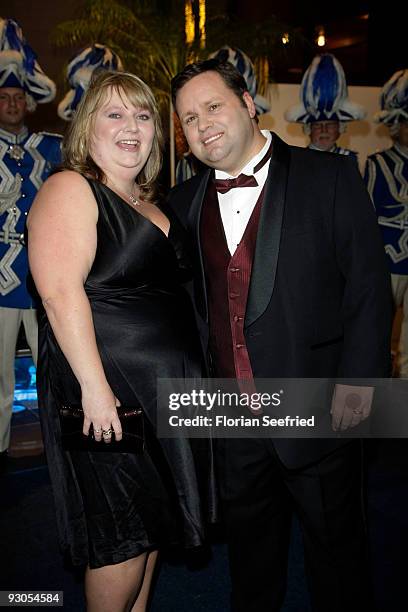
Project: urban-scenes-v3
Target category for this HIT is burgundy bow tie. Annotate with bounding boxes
[213,173,258,194]
[213,138,274,194]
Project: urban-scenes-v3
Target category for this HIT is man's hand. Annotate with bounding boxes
[330,384,374,431]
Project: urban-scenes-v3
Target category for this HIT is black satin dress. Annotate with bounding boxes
[36,178,210,569]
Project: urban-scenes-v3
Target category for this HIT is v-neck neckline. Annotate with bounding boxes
[101,182,170,240]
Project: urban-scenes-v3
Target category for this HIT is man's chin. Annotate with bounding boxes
[203,149,231,170]
[316,142,333,151]
[2,117,24,127]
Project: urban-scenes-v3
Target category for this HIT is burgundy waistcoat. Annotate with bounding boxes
[200,180,264,379]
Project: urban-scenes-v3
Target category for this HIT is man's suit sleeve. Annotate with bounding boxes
[333,156,392,377]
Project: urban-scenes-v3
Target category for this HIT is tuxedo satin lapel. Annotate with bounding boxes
[188,169,212,322]
[245,134,289,327]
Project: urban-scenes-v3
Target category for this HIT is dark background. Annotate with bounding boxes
[4,0,406,134]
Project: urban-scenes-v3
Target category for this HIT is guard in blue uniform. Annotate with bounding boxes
[364,69,408,376]
[0,17,61,459]
[285,53,365,161]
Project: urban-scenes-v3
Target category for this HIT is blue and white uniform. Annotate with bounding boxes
[0,127,61,306]
[365,143,408,274]
[365,68,408,376]
[0,16,60,452]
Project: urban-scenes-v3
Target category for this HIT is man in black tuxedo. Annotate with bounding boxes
[169,59,392,612]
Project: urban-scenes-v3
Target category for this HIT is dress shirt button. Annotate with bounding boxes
[233,315,243,322]
[229,267,240,273]
[229,292,240,299]
[236,210,240,214]
[236,344,244,349]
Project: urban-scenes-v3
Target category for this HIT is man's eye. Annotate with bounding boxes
[185,116,196,125]
[209,104,220,111]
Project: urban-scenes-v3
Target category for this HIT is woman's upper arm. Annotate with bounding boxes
[27,171,98,300]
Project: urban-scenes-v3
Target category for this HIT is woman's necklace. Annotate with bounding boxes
[128,192,141,207]
[109,180,142,207]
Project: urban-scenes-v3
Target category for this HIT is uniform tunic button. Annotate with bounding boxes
[21,193,26,198]
[20,176,24,182]
[24,211,28,216]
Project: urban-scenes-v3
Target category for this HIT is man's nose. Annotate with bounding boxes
[198,115,212,132]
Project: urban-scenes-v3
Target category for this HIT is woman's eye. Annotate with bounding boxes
[108,113,121,119]
[138,113,151,121]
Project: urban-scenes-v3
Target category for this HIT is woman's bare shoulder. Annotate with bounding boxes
[29,170,97,221]
[42,169,93,194]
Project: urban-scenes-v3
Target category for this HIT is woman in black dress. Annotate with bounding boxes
[27,71,208,611]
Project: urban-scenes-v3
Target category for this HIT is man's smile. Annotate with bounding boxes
[202,132,223,146]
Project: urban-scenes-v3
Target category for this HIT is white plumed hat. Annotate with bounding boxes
[208,46,270,115]
[0,17,56,109]
[58,44,123,121]
[285,53,365,124]
[374,69,408,126]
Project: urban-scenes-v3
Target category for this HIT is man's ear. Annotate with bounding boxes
[242,91,257,119]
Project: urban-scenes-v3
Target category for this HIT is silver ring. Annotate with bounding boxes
[102,428,113,436]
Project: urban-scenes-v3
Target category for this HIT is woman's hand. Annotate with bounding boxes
[81,384,123,443]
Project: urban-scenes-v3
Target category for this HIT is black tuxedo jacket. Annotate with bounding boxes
[168,133,392,468]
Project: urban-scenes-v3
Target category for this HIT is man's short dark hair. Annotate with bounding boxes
[171,58,248,109]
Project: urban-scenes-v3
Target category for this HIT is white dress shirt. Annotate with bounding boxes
[215,130,272,255]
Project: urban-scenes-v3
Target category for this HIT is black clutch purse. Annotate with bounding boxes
[58,404,144,453]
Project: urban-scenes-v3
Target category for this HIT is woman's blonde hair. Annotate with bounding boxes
[62,70,163,202]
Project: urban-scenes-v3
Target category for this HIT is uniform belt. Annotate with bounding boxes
[0,230,25,245]
[378,218,408,230]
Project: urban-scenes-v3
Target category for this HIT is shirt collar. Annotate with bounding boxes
[215,130,272,179]
[0,126,29,145]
